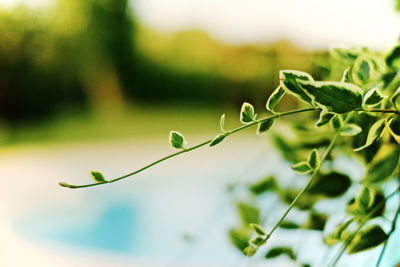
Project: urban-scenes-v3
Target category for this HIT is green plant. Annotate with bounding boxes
[60,44,400,266]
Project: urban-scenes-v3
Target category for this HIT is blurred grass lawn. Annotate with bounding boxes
[0,104,248,150]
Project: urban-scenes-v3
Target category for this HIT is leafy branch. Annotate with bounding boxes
[60,43,400,266]
[59,107,318,189]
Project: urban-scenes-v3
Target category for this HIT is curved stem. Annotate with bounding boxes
[264,114,351,241]
[60,107,318,189]
[375,188,400,267]
[328,186,400,267]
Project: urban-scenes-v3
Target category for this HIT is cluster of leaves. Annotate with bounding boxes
[60,42,400,266]
[228,44,400,266]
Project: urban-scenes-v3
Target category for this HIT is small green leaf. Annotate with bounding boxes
[243,246,257,256]
[250,236,266,247]
[90,170,106,183]
[385,44,400,69]
[330,47,359,62]
[330,114,343,131]
[364,146,400,183]
[265,247,296,260]
[354,119,386,151]
[209,134,226,147]
[249,223,266,236]
[352,57,373,85]
[302,211,328,231]
[333,219,354,240]
[220,114,226,132]
[363,87,386,107]
[315,111,334,127]
[279,70,314,104]
[229,228,251,251]
[280,189,318,210]
[356,186,375,211]
[169,131,186,149]
[340,124,362,136]
[266,85,286,113]
[237,203,260,225]
[341,66,351,83]
[390,87,400,112]
[257,118,274,134]
[347,225,388,254]
[249,176,278,195]
[307,149,320,170]
[240,102,255,124]
[279,221,300,229]
[298,80,363,113]
[309,172,351,198]
[291,161,312,174]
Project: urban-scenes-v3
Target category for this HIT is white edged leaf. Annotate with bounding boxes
[363,87,386,107]
[210,134,226,147]
[220,114,226,132]
[315,111,334,127]
[257,118,274,134]
[330,114,343,131]
[340,124,362,136]
[169,130,186,149]
[341,66,351,83]
[291,161,312,174]
[307,149,320,170]
[279,70,314,105]
[297,80,363,114]
[249,223,266,236]
[354,119,386,151]
[347,225,388,254]
[266,85,285,113]
[240,102,255,124]
[352,57,374,85]
[90,170,107,183]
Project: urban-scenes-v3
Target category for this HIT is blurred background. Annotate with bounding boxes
[0,0,399,266]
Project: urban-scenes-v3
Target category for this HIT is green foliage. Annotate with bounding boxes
[249,176,278,195]
[237,202,260,225]
[63,39,400,267]
[308,172,351,198]
[209,133,226,147]
[90,170,107,183]
[298,81,363,113]
[169,130,186,149]
[316,111,334,127]
[266,85,286,113]
[265,247,296,260]
[240,102,256,124]
[354,119,386,151]
[249,223,267,236]
[364,146,400,183]
[257,118,275,134]
[347,225,388,254]
[363,87,385,107]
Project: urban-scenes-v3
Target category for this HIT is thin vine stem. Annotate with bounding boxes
[328,186,400,267]
[375,187,400,267]
[263,114,352,242]
[59,107,318,189]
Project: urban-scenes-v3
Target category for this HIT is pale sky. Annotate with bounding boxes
[1,0,399,49]
[133,0,400,49]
